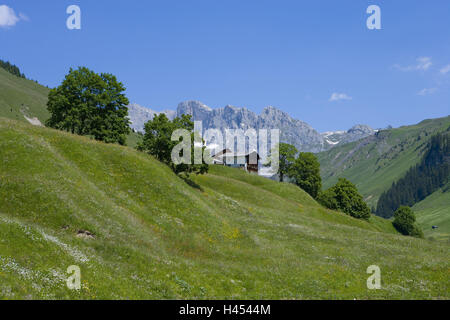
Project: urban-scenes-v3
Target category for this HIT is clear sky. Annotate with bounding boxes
[1,0,449,132]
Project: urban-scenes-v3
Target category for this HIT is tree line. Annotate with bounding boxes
[376,130,450,218]
[0,59,26,78]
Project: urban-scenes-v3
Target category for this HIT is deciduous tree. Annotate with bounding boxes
[46,67,130,145]
[138,114,208,176]
[392,206,423,238]
[319,178,371,220]
[289,152,322,199]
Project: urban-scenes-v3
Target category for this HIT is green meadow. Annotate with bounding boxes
[0,118,448,299]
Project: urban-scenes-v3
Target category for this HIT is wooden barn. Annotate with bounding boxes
[212,149,260,174]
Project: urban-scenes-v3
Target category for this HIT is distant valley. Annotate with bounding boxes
[318,116,450,240]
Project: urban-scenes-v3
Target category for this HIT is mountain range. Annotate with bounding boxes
[127,101,376,153]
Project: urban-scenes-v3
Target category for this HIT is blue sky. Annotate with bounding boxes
[1,0,449,131]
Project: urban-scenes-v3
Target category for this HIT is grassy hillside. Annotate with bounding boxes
[0,118,448,299]
[413,183,450,241]
[318,117,450,242]
[0,67,50,123]
[0,67,141,148]
[318,116,450,208]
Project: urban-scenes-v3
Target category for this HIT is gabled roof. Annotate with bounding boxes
[211,149,232,158]
[212,149,260,160]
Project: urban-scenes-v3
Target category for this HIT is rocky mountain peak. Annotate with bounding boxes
[127,103,175,132]
[177,101,212,117]
[128,101,376,152]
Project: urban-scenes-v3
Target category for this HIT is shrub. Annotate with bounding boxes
[392,206,424,238]
[318,178,371,220]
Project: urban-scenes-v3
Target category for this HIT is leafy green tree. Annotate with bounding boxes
[138,113,177,163]
[265,143,298,182]
[318,178,371,220]
[278,143,298,182]
[392,206,424,238]
[138,114,208,176]
[289,152,322,199]
[46,67,130,145]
